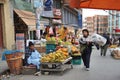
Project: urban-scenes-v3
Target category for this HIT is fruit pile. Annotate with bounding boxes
[46,37,57,44]
[41,48,69,63]
[71,46,81,56]
[109,45,118,48]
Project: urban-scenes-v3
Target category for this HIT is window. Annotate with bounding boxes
[53,0,61,9]
[30,31,37,40]
[63,8,78,26]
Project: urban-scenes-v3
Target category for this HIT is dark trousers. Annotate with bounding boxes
[82,48,92,68]
[101,44,109,56]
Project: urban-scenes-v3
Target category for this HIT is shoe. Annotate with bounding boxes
[34,71,41,76]
[86,68,90,71]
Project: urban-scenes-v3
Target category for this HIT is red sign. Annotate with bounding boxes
[115,29,120,32]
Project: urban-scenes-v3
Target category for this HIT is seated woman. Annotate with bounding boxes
[24,41,41,72]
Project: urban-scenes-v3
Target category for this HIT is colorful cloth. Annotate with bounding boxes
[24,47,35,65]
[27,50,41,69]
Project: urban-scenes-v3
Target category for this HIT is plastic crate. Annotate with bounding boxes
[71,55,81,59]
[46,41,56,44]
[46,49,55,54]
[46,44,56,50]
[72,58,82,65]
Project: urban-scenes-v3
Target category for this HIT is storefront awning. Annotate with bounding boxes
[14,9,50,31]
[0,0,5,3]
[70,0,120,10]
[14,9,36,27]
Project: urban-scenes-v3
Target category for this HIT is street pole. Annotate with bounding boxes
[34,0,44,40]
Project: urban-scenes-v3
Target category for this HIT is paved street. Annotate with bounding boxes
[0,60,8,75]
[5,49,120,80]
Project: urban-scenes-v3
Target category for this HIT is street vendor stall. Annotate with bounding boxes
[40,57,72,75]
[40,48,73,75]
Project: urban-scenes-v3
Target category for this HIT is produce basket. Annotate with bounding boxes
[5,52,23,75]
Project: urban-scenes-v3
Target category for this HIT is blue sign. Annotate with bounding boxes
[44,0,53,11]
[78,13,82,28]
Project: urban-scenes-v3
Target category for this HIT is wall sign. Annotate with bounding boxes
[53,9,62,18]
[16,33,25,52]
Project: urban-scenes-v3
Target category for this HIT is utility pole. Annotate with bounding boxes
[34,0,44,40]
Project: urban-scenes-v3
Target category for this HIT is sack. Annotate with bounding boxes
[80,44,87,54]
[91,33,107,46]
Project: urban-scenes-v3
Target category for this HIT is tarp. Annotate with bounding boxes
[14,9,49,31]
[14,9,36,26]
[70,0,120,10]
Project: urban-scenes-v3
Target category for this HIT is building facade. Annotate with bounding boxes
[0,0,15,49]
[94,15,108,34]
[85,15,108,35]
[85,17,94,35]
[108,10,120,35]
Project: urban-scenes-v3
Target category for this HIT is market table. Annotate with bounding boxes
[40,57,73,75]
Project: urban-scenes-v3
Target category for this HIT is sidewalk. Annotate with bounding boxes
[0,58,9,75]
[4,49,120,80]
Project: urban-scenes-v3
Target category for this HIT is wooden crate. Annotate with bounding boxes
[35,47,46,53]
[22,66,37,75]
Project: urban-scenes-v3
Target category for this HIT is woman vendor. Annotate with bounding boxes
[24,41,41,72]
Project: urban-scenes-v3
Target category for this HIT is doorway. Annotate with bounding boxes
[0,5,3,49]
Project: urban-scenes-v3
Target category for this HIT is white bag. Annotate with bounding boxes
[91,34,107,46]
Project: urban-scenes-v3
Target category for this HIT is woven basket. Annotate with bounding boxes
[5,52,23,75]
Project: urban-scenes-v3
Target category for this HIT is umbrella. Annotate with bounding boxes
[70,0,120,10]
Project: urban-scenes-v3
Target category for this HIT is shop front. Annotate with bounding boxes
[14,9,49,49]
[0,1,15,50]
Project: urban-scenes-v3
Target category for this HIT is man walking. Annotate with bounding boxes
[101,33,111,56]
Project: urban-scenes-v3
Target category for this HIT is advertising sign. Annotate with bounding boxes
[41,0,54,18]
[53,9,62,18]
[16,33,25,52]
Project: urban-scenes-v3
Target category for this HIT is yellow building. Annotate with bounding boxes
[0,0,15,50]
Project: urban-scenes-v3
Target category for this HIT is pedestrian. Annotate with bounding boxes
[101,33,111,56]
[79,29,93,71]
[118,37,120,46]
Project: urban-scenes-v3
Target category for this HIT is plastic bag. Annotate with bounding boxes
[91,33,107,46]
[1,50,21,61]
[49,27,54,35]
